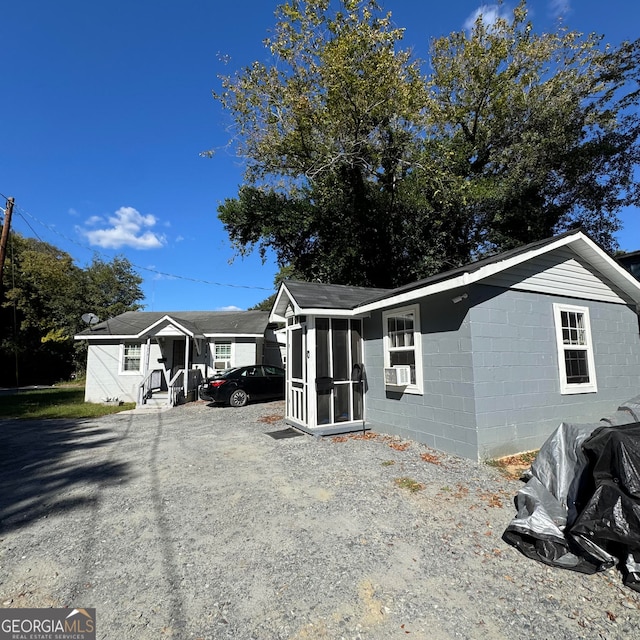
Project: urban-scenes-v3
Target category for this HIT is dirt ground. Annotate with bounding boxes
[1,400,639,639]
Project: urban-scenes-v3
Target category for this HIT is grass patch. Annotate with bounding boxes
[394,476,425,493]
[0,387,135,420]
[381,460,396,467]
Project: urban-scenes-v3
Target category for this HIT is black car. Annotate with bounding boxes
[199,364,285,407]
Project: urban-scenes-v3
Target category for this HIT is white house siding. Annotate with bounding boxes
[234,338,259,365]
[84,341,144,404]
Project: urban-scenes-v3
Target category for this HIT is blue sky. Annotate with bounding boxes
[1,0,638,312]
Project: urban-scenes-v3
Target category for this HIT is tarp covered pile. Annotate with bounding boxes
[503,396,640,590]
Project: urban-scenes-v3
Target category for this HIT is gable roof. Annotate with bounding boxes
[270,230,640,320]
[75,310,271,340]
[271,281,391,319]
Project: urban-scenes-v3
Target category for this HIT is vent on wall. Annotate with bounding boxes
[384,366,411,387]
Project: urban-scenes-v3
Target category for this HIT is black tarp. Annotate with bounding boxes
[503,396,640,591]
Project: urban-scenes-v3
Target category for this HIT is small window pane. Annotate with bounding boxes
[561,311,586,346]
[317,390,331,425]
[350,319,362,366]
[316,318,330,378]
[334,384,350,422]
[215,343,231,358]
[123,343,141,371]
[291,327,303,380]
[353,383,363,420]
[565,350,590,384]
[332,319,349,381]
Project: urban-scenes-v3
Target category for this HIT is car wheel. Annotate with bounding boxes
[229,389,248,407]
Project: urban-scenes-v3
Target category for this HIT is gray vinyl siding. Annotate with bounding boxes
[484,247,627,304]
[363,285,640,461]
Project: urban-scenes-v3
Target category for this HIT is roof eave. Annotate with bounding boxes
[356,231,640,313]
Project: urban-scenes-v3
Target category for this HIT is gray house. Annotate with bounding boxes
[270,230,640,461]
[75,310,282,407]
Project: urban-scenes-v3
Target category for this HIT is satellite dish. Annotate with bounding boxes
[81,313,100,326]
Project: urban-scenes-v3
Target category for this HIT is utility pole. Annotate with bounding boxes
[0,196,14,291]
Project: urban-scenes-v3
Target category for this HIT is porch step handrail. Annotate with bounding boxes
[138,368,164,405]
[168,369,184,407]
[168,368,203,406]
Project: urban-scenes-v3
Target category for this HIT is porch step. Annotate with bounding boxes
[141,392,169,408]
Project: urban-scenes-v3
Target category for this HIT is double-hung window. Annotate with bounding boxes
[383,304,423,394]
[214,342,232,371]
[121,342,142,373]
[553,303,597,394]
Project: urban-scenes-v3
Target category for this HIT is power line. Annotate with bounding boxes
[0,193,274,292]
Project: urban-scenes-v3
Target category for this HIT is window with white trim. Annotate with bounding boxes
[122,342,142,373]
[383,305,423,394]
[553,303,597,394]
[214,341,232,371]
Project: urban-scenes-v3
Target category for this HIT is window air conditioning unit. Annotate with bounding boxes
[384,366,411,386]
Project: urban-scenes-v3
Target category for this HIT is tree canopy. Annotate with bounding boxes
[0,233,144,385]
[215,0,640,288]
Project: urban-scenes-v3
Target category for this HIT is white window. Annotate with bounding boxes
[383,305,423,394]
[214,341,232,371]
[553,303,597,394]
[121,342,142,374]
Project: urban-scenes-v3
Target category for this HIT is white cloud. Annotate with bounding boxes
[549,0,570,18]
[217,305,243,312]
[85,215,103,226]
[463,4,511,31]
[79,206,166,250]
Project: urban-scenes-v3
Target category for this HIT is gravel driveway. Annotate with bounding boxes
[1,400,639,639]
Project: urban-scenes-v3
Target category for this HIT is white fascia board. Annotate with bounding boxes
[75,314,202,341]
[202,333,264,338]
[291,307,357,317]
[356,274,471,314]
[141,314,198,339]
[74,333,137,341]
[571,234,640,303]
[269,283,301,322]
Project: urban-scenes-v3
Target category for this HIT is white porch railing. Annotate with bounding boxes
[168,368,203,407]
[168,370,184,406]
[138,368,203,407]
[138,368,164,406]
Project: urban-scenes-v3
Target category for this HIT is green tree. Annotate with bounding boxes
[424,1,640,256]
[214,0,640,286]
[216,0,428,287]
[0,234,144,385]
[82,255,144,321]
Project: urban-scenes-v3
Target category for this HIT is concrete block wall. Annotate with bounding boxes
[471,285,640,459]
[363,293,479,460]
[363,285,640,462]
